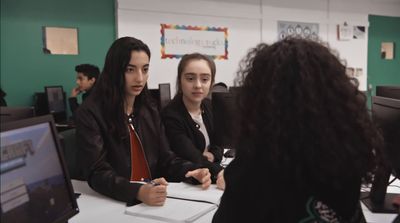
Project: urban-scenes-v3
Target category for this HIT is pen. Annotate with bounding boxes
[141,178,160,186]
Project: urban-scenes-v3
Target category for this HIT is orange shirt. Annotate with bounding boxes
[128,124,150,181]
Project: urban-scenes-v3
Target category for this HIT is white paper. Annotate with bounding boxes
[125,197,217,223]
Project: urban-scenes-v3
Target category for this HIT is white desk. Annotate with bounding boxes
[70,179,399,223]
[69,180,215,223]
[361,178,400,223]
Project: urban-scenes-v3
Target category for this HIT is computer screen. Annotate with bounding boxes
[361,96,400,213]
[159,83,171,109]
[212,91,239,151]
[0,107,35,123]
[376,86,400,100]
[44,86,67,123]
[0,115,79,223]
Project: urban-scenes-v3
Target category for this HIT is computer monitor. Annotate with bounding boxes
[376,86,400,100]
[159,83,171,109]
[0,107,35,123]
[212,91,239,152]
[44,86,67,123]
[0,115,79,222]
[361,96,400,213]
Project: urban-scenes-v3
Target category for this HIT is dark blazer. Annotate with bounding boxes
[75,96,200,204]
[161,95,223,180]
[68,90,91,114]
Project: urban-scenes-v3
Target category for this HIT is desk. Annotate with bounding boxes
[361,178,400,223]
[70,179,399,223]
[69,180,215,223]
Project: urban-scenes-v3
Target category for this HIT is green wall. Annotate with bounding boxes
[1,0,115,108]
[368,15,400,96]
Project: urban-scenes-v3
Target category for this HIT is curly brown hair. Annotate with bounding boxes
[235,38,383,187]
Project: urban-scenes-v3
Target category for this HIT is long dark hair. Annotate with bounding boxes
[236,38,382,187]
[175,53,216,96]
[91,37,151,138]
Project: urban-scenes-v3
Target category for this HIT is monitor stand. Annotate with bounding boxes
[361,192,398,213]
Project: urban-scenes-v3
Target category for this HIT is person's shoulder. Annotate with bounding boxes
[161,95,183,116]
[76,96,101,117]
[201,98,212,114]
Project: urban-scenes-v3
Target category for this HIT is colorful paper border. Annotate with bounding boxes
[160,24,228,59]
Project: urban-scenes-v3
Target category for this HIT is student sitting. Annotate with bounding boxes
[161,53,224,184]
[212,38,383,222]
[69,64,99,114]
[75,37,211,206]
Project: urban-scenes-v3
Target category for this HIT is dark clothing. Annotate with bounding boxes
[0,88,6,106]
[68,90,91,114]
[213,153,366,223]
[75,96,200,204]
[161,96,223,181]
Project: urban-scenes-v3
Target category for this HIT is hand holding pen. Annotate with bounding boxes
[137,177,168,206]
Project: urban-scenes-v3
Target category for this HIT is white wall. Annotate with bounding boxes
[117,0,400,92]
[117,0,262,93]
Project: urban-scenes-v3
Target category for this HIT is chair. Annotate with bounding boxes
[59,128,85,180]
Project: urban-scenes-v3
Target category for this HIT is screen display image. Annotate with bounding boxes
[45,87,65,114]
[0,117,78,222]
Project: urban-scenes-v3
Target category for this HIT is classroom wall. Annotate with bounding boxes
[117,0,400,94]
[117,0,262,91]
[367,15,400,94]
[1,0,115,107]
[2,0,399,107]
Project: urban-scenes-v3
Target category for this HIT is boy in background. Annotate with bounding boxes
[69,64,99,113]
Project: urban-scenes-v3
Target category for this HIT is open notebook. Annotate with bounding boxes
[125,182,223,223]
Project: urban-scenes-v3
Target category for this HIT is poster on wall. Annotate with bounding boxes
[277,21,319,40]
[353,26,365,39]
[337,24,353,41]
[160,24,228,59]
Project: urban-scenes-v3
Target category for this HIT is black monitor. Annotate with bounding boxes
[376,86,400,100]
[212,91,239,156]
[44,86,67,123]
[159,83,171,109]
[0,115,79,222]
[0,107,35,123]
[361,96,400,213]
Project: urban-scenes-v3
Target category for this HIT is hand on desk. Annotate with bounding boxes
[137,177,168,206]
[216,170,225,190]
[185,168,211,190]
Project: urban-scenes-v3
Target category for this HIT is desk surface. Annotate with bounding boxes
[70,179,399,223]
[69,180,215,223]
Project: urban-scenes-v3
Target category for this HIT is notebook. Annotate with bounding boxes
[124,182,223,222]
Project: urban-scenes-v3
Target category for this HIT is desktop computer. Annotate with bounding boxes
[0,106,35,123]
[361,96,400,213]
[0,115,79,222]
[159,83,171,109]
[212,91,239,157]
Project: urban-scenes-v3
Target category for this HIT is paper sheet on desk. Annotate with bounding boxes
[166,182,223,205]
[125,198,217,223]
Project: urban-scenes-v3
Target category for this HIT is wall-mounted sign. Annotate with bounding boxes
[160,24,228,59]
[42,27,78,55]
[337,24,352,41]
[381,42,394,60]
[277,21,319,40]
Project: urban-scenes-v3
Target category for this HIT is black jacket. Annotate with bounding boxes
[161,96,223,180]
[68,90,91,114]
[213,152,366,223]
[75,96,200,203]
